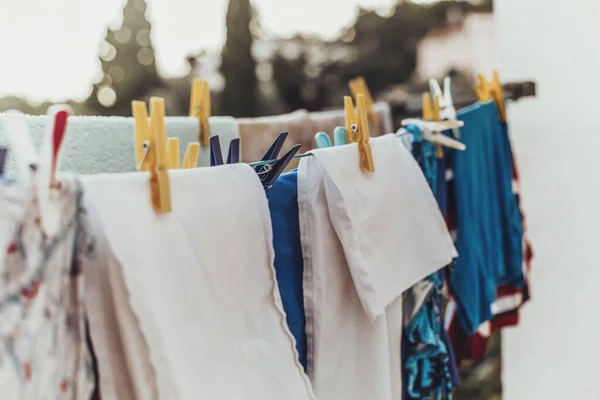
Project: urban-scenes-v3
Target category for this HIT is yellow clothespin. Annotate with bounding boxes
[344,94,374,172]
[148,97,172,212]
[132,100,152,171]
[166,137,180,169]
[181,142,200,169]
[190,78,211,147]
[344,95,358,143]
[422,93,445,157]
[476,70,507,122]
[349,76,381,133]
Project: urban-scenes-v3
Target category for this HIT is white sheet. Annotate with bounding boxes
[82,165,315,400]
[298,134,456,400]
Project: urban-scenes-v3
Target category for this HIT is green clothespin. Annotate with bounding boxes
[315,132,332,148]
[333,126,347,146]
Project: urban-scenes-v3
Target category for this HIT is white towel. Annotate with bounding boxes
[82,165,315,400]
[0,116,239,176]
[298,134,456,400]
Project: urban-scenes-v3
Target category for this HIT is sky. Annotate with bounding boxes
[0,0,434,102]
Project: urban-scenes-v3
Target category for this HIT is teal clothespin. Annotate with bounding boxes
[315,132,332,148]
[333,126,347,146]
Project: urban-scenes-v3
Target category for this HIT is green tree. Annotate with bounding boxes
[86,0,163,116]
[220,0,258,117]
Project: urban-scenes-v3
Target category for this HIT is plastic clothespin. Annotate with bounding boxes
[0,147,7,176]
[430,77,461,139]
[190,78,211,147]
[209,135,224,166]
[314,132,332,149]
[401,119,466,151]
[333,126,347,146]
[181,143,200,169]
[147,97,172,213]
[254,131,288,174]
[167,137,180,169]
[349,76,381,132]
[259,144,302,190]
[226,138,240,164]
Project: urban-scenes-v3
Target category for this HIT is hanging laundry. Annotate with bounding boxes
[82,165,315,400]
[0,179,95,399]
[266,169,307,370]
[0,116,239,175]
[298,134,456,400]
[401,125,458,400]
[444,100,525,335]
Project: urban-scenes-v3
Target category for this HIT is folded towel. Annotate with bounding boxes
[298,134,456,400]
[0,116,239,176]
[82,165,315,400]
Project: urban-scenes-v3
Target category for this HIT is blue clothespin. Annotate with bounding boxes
[209,135,224,166]
[0,147,7,176]
[333,126,347,146]
[254,131,288,174]
[226,138,240,164]
[315,132,332,149]
[259,144,301,191]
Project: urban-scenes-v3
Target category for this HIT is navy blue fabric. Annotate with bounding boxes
[450,101,524,334]
[266,169,307,370]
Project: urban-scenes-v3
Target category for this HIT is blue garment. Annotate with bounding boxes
[450,101,524,334]
[402,125,455,400]
[266,169,307,370]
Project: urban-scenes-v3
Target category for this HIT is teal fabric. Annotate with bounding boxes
[450,101,524,334]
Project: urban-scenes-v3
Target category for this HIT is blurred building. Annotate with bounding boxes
[416,9,494,81]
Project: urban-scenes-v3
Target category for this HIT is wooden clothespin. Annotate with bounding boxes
[190,78,211,147]
[133,97,172,213]
[349,76,381,133]
[422,93,445,158]
[167,138,180,169]
[476,70,507,122]
[344,94,374,173]
[132,100,152,171]
[181,143,200,169]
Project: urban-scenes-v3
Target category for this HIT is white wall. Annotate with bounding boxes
[496,1,600,399]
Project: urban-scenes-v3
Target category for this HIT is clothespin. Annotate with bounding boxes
[254,131,288,174]
[226,138,240,164]
[132,100,152,171]
[181,143,200,169]
[147,97,172,212]
[0,147,7,176]
[344,94,375,173]
[430,77,460,139]
[422,93,445,157]
[209,135,224,166]
[315,132,332,149]
[167,138,180,169]
[190,78,211,147]
[344,96,358,143]
[476,70,507,122]
[401,119,466,151]
[333,126,348,146]
[259,144,302,190]
[349,76,381,132]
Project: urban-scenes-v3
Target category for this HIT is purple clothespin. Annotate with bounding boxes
[209,135,224,166]
[227,138,240,164]
[259,144,301,191]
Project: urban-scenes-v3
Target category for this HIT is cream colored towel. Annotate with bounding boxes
[82,165,315,400]
[298,134,457,400]
[0,116,239,176]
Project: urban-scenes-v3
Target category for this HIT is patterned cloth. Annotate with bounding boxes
[0,178,95,399]
[402,125,455,400]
